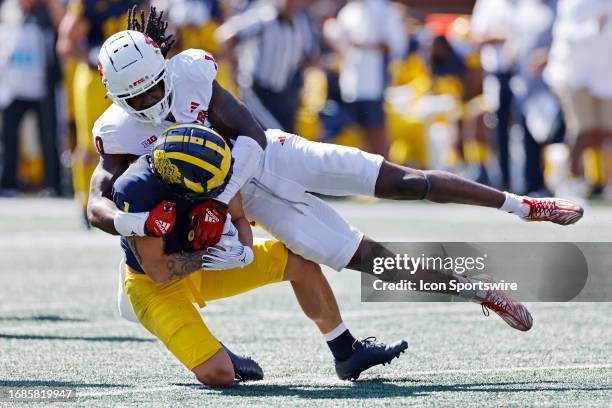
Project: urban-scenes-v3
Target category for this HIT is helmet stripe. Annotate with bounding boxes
[207,147,231,190]
[183,176,204,193]
[153,124,232,196]
[163,151,220,177]
[155,134,227,152]
[163,151,224,191]
[205,140,226,156]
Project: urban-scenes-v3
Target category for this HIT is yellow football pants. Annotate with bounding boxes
[124,239,288,370]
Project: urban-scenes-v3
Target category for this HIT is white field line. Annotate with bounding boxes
[77,363,612,398]
[0,320,138,333]
[0,301,602,333]
[401,363,612,376]
[0,300,592,315]
[78,385,185,398]
[209,302,602,321]
[0,302,81,312]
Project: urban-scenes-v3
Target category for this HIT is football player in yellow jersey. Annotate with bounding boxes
[56,0,147,225]
[114,124,408,386]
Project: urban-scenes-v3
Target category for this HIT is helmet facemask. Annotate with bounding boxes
[99,29,174,125]
[107,62,174,125]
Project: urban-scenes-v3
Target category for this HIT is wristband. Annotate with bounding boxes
[113,210,149,236]
[216,136,264,204]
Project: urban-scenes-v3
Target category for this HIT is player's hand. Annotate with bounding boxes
[145,200,176,237]
[187,200,228,250]
[201,215,254,270]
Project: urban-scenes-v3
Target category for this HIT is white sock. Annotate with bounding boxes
[499,192,530,217]
[324,322,348,341]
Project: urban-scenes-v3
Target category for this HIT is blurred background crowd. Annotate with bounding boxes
[2,0,612,223]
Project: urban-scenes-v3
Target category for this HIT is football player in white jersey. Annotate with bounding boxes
[89,8,583,334]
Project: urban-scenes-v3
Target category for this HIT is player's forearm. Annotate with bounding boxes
[162,251,208,281]
[87,196,120,235]
[88,154,136,235]
[237,114,267,150]
[209,81,267,149]
[127,237,206,282]
[233,216,253,248]
[209,82,267,204]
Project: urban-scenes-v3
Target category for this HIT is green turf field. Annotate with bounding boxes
[1,198,611,407]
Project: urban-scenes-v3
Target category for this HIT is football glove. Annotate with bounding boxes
[201,215,254,270]
[187,200,228,251]
[145,200,176,237]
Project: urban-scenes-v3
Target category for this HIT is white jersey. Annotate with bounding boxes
[92,48,218,156]
[111,51,385,322]
[97,47,382,275]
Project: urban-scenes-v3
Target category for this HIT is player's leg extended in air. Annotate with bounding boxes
[238,130,584,332]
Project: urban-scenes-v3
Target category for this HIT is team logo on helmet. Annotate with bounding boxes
[153,149,181,185]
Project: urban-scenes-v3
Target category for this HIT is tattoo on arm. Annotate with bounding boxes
[127,236,205,280]
[127,237,144,266]
[166,251,206,279]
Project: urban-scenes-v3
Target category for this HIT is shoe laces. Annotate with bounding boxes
[529,199,556,218]
[353,336,378,350]
[481,291,510,316]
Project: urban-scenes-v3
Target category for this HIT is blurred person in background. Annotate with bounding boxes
[0,0,64,196]
[446,16,494,186]
[428,34,465,81]
[216,0,319,133]
[471,0,516,191]
[323,0,405,158]
[56,0,147,225]
[544,0,612,197]
[152,0,242,93]
[507,0,561,196]
[152,0,222,56]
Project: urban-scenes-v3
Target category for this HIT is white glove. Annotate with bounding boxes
[201,215,254,270]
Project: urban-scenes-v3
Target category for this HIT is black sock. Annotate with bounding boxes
[327,329,357,361]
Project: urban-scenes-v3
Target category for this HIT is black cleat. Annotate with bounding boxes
[334,337,408,380]
[222,344,264,381]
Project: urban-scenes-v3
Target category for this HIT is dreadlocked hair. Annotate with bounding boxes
[127,5,175,58]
